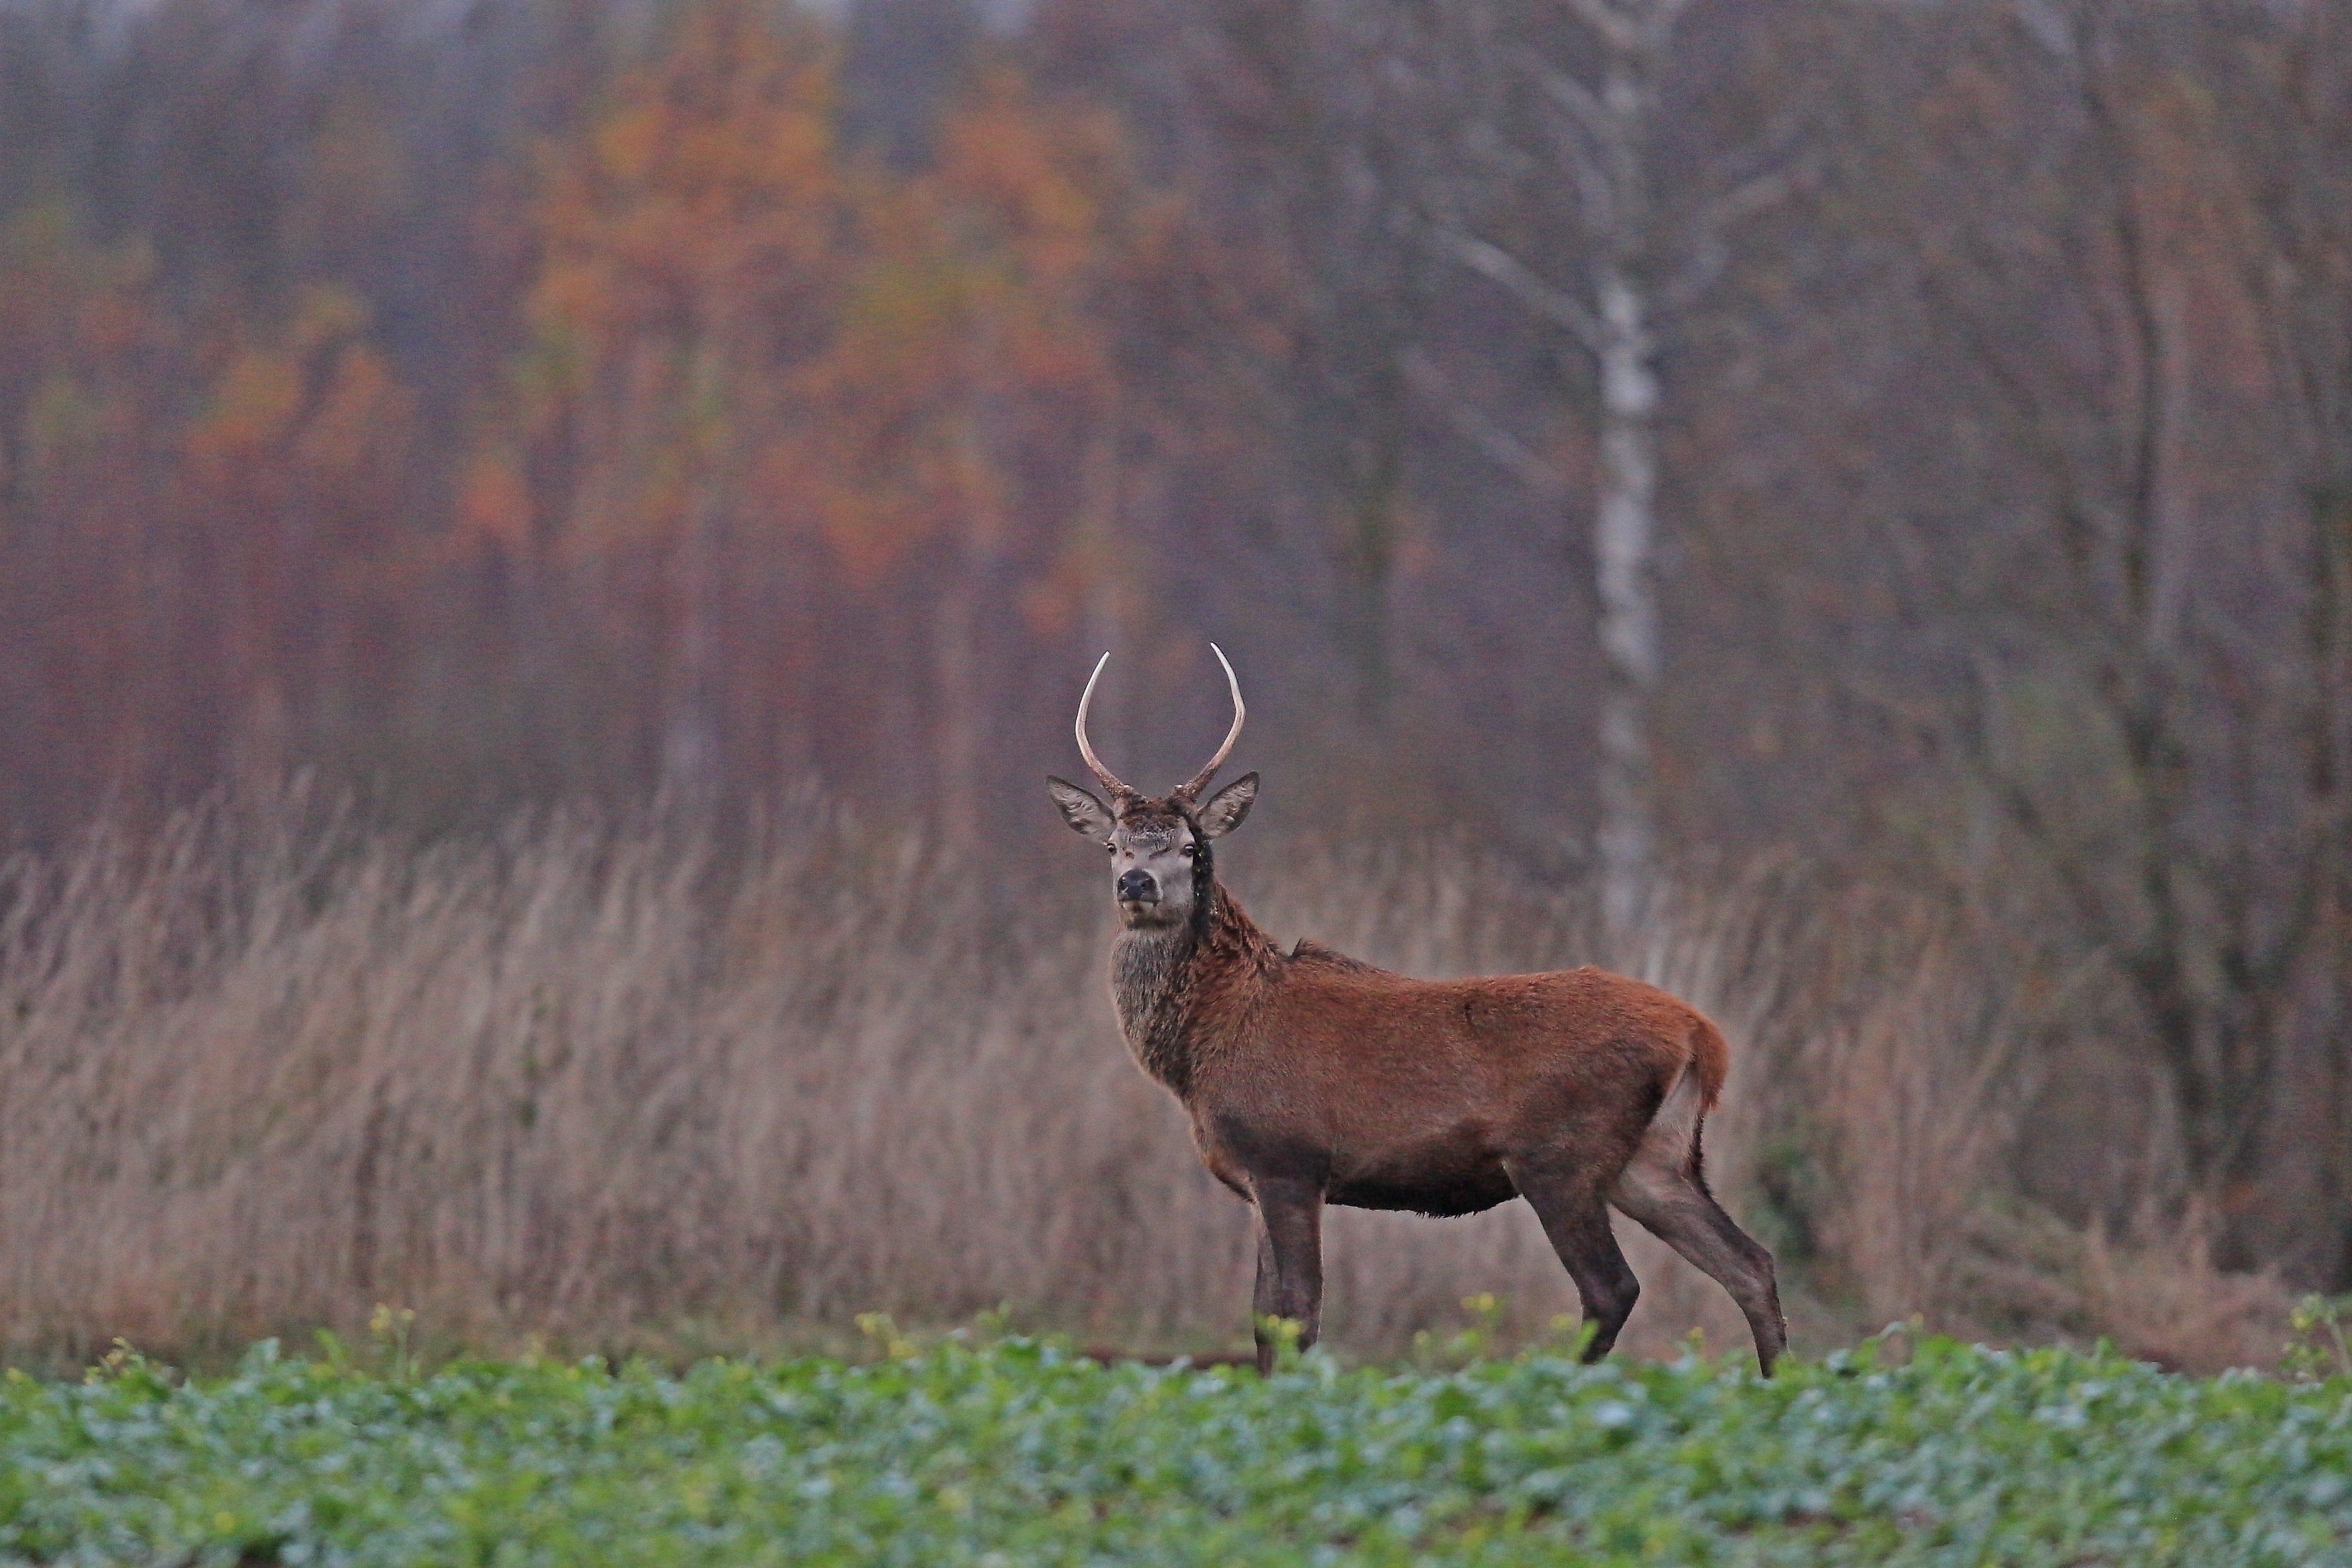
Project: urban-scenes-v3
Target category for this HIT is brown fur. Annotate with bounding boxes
[1094,809,1785,1376]
[1130,881,1711,1209]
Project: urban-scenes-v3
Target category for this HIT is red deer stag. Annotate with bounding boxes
[1046,646,1787,1375]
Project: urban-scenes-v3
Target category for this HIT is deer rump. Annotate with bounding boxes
[1189,946,1728,1221]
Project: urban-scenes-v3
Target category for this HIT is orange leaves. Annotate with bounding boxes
[0,208,170,500]
[458,449,534,559]
[937,72,1124,297]
[522,0,841,372]
[497,0,1156,609]
[186,350,304,471]
[506,0,846,569]
[184,287,412,504]
[780,69,1143,584]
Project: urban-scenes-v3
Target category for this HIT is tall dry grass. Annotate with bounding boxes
[0,792,2290,1368]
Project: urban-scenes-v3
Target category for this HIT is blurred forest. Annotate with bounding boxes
[0,0,2348,1305]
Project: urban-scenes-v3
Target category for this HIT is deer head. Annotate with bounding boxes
[1046,644,1259,931]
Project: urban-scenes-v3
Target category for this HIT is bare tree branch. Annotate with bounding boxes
[1401,349,1568,493]
[1688,153,1819,241]
[1519,51,1618,154]
[1436,229,1602,349]
[1523,89,1621,237]
[1561,0,1642,56]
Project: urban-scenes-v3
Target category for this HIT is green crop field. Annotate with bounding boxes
[3,1332,2347,1567]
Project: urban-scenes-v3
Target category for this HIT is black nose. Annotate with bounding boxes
[1116,868,1159,904]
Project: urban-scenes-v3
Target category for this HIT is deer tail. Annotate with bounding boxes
[1688,1013,1730,1113]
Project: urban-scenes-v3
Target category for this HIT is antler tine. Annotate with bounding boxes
[1074,651,1140,804]
[1174,642,1246,802]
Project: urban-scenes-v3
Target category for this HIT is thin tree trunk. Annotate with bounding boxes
[660,478,723,805]
[2316,482,2352,1284]
[933,571,981,839]
[660,343,727,805]
[1077,409,1133,757]
[934,404,1007,843]
[1335,471,1402,727]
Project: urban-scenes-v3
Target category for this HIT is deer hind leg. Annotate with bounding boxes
[1511,1162,1641,1363]
[1249,1176,1323,1375]
[1609,1071,1788,1376]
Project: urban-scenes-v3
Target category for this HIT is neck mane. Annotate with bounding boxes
[1109,880,1279,1097]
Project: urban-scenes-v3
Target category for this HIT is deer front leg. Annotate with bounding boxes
[1249,1176,1323,1374]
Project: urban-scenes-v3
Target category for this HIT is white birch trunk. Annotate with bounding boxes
[1593,266,1661,936]
[1426,0,1736,931]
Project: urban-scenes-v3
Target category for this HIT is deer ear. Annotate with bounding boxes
[1046,776,1115,839]
[1194,771,1258,839]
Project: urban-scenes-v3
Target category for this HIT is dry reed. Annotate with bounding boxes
[0,792,2290,1368]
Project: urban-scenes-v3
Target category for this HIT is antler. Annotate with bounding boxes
[1074,651,1141,805]
[1173,642,1245,803]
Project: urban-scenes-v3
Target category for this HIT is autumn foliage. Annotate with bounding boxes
[0,0,1190,838]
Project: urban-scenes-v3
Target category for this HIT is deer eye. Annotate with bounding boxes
[1179,844,1197,857]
